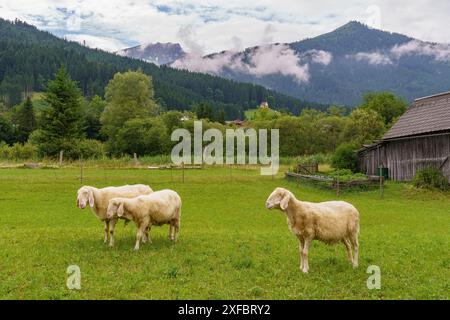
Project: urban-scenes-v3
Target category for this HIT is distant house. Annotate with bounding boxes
[358,91,450,182]
[225,119,245,127]
[259,101,269,109]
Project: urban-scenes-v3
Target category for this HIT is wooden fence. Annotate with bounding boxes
[285,171,385,197]
[295,163,319,175]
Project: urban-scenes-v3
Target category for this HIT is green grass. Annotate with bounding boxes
[0,166,449,299]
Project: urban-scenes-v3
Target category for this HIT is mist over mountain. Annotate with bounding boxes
[164,21,450,106]
[117,42,186,65]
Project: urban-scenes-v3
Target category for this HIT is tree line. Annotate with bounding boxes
[0,66,407,162]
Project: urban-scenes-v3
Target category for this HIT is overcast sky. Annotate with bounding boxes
[1,0,449,53]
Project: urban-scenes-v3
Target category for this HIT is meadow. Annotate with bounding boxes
[0,165,448,299]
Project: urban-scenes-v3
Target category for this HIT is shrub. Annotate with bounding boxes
[69,139,106,159]
[413,167,448,191]
[331,143,358,172]
[328,169,366,182]
[0,142,38,160]
[112,117,169,156]
[297,153,332,165]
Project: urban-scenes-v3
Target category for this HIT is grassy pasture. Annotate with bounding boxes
[0,166,448,299]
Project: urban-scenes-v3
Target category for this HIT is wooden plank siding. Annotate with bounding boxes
[358,133,450,182]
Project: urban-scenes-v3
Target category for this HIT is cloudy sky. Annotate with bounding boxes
[1,0,449,54]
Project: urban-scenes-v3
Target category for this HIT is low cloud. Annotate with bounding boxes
[171,41,333,83]
[391,40,450,61]
[303,49,333,65]
[350,52,393,65]
[171,24,244,74]
[349,39,450,65]
[171,50,243,74]
[245,44,310,83]
[177,24,205,56]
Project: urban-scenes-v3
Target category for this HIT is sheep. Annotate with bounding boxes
[76,184,153,246]
[106,189,181,250]
[265,187,359,273]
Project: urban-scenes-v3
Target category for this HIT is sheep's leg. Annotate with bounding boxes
[350,235,359,268]
[108,219,117,247]
[169,220,177,242]
[342,238,353,264]
[301,239,311,273]
[143,225,152,244]
[173,219,180,243]
[134,226,145,251]
[168,222,174,241]
[142,230,148,243]
[141,226,148,243]
[298,237,305,270]
[103,221,110,244]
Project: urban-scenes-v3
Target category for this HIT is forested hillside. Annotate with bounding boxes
[0,18,326,119]
[169,21,450,106]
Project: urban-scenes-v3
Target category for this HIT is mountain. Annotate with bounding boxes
[0,18,326,119]
[170,21,450,106]
[117,42,186,65]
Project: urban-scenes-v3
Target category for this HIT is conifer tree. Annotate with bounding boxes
[11,97,37,143]
[31,66,84,157]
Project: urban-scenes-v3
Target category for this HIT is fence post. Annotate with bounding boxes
[182,161,185,183]
[133,153,139,167]
[59,150,64,167]
[336,174,340,197]
[80,155,83,185]
[380,175,384,199]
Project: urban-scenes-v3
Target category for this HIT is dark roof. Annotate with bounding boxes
[357,142,382,153]
[383,91,450,140]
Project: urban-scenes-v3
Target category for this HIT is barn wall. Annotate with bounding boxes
[385,134,450,181]
[358,133,450,182]
[358,146,385,176]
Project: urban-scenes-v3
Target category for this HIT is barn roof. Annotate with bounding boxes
[383,91,450,140]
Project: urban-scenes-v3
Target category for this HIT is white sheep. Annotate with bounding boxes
[265,187,359,273]
[106,189,181,250]
[76,184,153,246]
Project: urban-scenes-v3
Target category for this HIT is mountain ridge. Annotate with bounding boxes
[0,18,327,119]
[123,21,449,106]
[117,42,186,65]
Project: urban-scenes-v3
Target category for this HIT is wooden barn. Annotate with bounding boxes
[358,91,450,182]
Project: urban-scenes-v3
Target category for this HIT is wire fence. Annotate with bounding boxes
[1,158,386,199]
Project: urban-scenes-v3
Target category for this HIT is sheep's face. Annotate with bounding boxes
[107,200,124,219]
[265,187,291,211]
[77,187,94,209]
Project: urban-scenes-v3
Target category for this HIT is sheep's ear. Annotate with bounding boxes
[88,189,94,208]
[280,193,290,210]
[117,203,124,217]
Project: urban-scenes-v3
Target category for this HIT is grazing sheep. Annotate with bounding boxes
[76,184,153,246]
[106,189,181,250]
[265,187,359,273]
